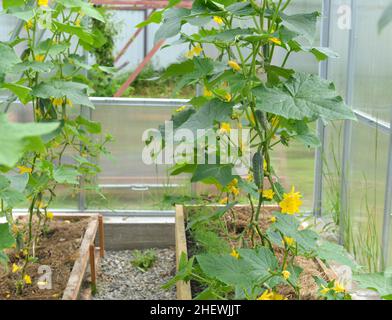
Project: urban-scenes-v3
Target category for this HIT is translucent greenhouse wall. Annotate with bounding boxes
[1,0,392,269]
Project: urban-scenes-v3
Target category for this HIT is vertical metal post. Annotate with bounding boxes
[313,0,331,218]
[339,0,357,244]
[381,112,392,267]
[143,9,148,58]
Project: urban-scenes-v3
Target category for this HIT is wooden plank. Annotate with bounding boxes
[98,215,105,258]
[175,205,192,300]
[62,218,99,300]
[89,245,97,289]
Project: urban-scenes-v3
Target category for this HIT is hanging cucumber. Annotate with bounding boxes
[252,151,264,189]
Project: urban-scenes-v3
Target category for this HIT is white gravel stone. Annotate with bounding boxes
[93,248,176,300]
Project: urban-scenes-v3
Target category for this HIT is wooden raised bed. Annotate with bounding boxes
[174,204,338,300]
[6,213,105,300]
[61,214,105,300]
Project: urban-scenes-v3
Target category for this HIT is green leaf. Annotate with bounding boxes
[178,98,233,133]
[0,43,21,75]
[226,2,255,16]
[0,223,14,250]
[2,0,25,9]
[163,59,195,77]
[53,21,95,45]
[136,10,163,28]
[253,72,356,121]
[294,132,321,148]
[316,240,360,271]
[4,7,35,21]
[354,273,392,299]
[0,114,59,168]
[154,8,191,42]
[10,61,54,74]
[56,0,105,22]
[197,248,278,288]
[76,116,101,134]
[267,213,319,253]
[53,165,79,184]
[2,82,31,104]
[280,12,320,43]
[32,80,94,108]
[379,3,392,33]
[191,164,235,187]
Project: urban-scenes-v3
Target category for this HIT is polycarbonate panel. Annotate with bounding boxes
[345,122,389,271]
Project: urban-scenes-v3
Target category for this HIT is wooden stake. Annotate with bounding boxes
[98,215,105,258]
[89,244,96,292]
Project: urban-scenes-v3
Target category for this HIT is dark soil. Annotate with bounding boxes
[185,206,329,300]
[0,217,90,300]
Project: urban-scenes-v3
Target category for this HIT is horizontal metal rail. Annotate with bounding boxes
[90,97,188,107]
[354,109,390,134]
[12,208,175,217]
[99,183,184,189]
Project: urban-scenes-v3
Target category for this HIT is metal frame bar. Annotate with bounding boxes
[313,0,331,218]
[339,0,357,245]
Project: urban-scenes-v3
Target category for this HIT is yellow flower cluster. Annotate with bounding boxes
[219,122,231,134]
[257,289,286,300]
[262,189,275,200]
[38,0,49,7]
[51,97,73,108]
[227,178,239,196]
[204,88,213,97]
[269,37,282,46]
[213,16,223,25]
[17,166,32,175]
[282,236,295,247]
[230,248,240,259]
[185,45,203,58]
[35,54,45,62]
[320,282,346,295]
[279,186,302,215]
[228,60,241,71]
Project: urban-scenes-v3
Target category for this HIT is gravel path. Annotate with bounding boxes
[93,248,176,300]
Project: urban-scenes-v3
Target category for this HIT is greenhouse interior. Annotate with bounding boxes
[0,0,392,303]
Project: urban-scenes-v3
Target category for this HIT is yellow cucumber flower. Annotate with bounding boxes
[230,248,240,259]
[17,166,32,175]
[24,275,32,285]
[320,285,330,295]
[333,282,346,293]
[12,264,21,273]
[228,60,241,71]
[279,186,302,215]
[257,289,286,300]
[213,16,223,25]
[282,236,295,247]
[35,54,45,62]
[282,270,291,280]
[25,20,33,30]
[175,105,186,113]
[51,97,64,107]
[262,189,275,200]
[219,197,229,205]
[246,173,253,182]
[219,122,231,134]
[270,216,277,223]
[185,45,203,58]
[224,93,232,102]
[230,186,240,196]
[46,212,54,220]
[75,19,81,27]
[38,0,49,7]
[204,88,213,97]
[269,37,282,46]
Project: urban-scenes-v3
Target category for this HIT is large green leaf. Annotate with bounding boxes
[280,12,320,43]
[10,61,55,74]
[197,248,278,288]
[354,273,392,299]
[267,213,319,253]
[177,99,233,133]
[2,82,31,104]
[0,114,59,168]
[4,7,35,22]
[53,165,80,184]
[53,21,95,45]
[379,3,392,33]
[191,164,235,187]
[252,72,356,121]
[154,8,191,42]
[316,240,360,271]
[0,43,21,76]
[56,0,105,22]
[0,223,14,250]
[32,80,94,108]
[2,0,25,9]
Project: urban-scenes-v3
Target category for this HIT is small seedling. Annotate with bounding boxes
[130,249,157,272]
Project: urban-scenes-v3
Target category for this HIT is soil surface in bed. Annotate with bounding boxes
[186,206,328,300]
[0,217,90,300]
